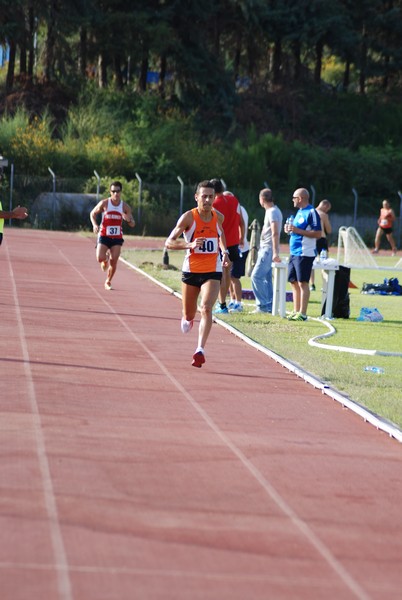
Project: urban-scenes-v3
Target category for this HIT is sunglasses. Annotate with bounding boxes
[110,189,121,194]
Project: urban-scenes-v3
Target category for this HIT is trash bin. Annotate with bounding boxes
[321,265,350,318]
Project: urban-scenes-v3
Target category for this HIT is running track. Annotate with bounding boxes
[1,228,402,600]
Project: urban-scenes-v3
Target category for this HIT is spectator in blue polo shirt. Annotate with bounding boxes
[284,188,321,321]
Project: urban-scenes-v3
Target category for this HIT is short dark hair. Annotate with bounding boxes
[110,181,122,190]
[259,188,273,202]
[210,178,224,194]
[195,180,214,193]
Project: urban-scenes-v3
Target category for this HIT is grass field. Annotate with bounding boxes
[122,243,402,429]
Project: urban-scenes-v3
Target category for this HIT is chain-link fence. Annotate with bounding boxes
[2,173,401,247]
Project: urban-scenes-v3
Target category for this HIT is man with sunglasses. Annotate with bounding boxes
[90,181,135,290]
[284,188,321,321]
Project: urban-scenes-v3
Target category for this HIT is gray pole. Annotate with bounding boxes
[94,170,101,201]
[177,175,184,216]
[352,187,358,228]
[48,167,56,228]
[9,163,14,226]
[135,172,142,225]
[310,184,316,206]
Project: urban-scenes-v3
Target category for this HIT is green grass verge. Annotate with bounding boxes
[122,245,402,429]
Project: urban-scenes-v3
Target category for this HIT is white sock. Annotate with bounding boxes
[195,346,204,354]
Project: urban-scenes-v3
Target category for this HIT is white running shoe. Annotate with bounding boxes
[181,318,194,334]
[229,302,243,313]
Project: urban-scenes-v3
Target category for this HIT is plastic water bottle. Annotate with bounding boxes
[286,215,294,235]
[364,366,385,374]
[320,249,327,261]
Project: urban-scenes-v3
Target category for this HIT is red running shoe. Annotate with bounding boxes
[191,351,205,368]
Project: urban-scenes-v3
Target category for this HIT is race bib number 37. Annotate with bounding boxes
[106,225,121,236]
[194,238,218,254]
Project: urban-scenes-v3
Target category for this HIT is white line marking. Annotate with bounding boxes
[5,245,73,600]
[61,252,370,600]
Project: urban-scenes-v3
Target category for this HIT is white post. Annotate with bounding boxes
[177,175,184,216]
[9,163,14,226]
[94,170,101,201]
[135,172,142,225]
[310,184,316,206]
[352,187,358,228]
[48,167,56,227]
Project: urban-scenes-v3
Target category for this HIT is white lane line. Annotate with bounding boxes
[5,244,73,600]
[62,251,370,600]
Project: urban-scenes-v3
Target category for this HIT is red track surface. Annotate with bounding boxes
[1,228,402,600]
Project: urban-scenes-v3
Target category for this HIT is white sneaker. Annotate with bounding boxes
[181,318,194,334]
[228,300,237,309]
[229,302,243,313]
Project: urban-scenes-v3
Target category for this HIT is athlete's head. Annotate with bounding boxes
[110,181,122,195]
[210,178,224,194]
[195,181,215,208]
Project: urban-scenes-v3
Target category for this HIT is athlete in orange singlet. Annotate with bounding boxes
[165,180,230,368]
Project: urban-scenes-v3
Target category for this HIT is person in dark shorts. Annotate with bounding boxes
[90,181,135,290]
[211,180,245,314]
[165,180,230,368]
[373,199,397,256]
[285,188,322,321]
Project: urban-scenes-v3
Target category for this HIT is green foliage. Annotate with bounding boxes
[2,82,402,223]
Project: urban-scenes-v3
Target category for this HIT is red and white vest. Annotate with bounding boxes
[100,199,123,238]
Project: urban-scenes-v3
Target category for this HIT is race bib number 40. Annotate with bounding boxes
[194,238,218,254]
[106,225,121,236]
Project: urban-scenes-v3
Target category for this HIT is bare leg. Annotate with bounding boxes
[231,277,242,302]
[290,281,300,313]
[105,245,121,287]
[197,279,221,350]
[299,281,310,315]
[373,227,383,252]
[181,282,200,321]
[386,232,397,254]
[96,242,109,264]
[218,265,230,305]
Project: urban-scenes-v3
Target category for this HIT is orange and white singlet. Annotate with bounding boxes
[182,208,223,273]
[100,199,124,238]
[378,208,394,229]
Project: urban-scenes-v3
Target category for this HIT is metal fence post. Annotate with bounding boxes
[352,187,358,228]
[310,184,316,206]
[48,167,56,228]
[177,175,184,216]
[135,172,142,225]
[94,170,101,201]
[9,163,14,225]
